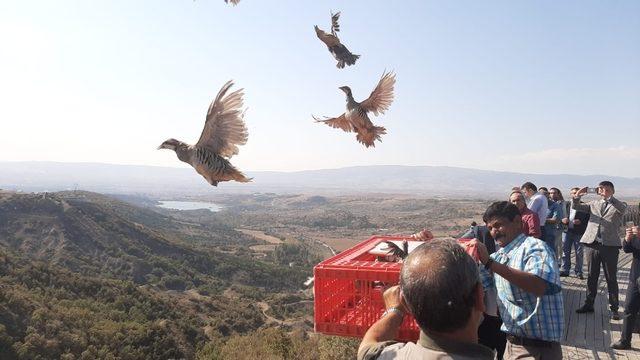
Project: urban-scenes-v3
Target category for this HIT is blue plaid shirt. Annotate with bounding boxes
[481,233,564,342]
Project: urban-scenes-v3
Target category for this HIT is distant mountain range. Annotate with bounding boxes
[2,161,640,197]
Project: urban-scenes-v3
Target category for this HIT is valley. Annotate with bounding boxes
[4,189,630,359]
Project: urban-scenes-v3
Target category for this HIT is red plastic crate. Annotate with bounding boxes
[313,236,420,341]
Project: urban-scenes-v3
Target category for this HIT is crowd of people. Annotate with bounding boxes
[358,181,638,360]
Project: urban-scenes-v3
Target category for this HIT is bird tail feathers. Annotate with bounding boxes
[230,169,252,183]
[357,126,386,148]
[336,53,359,68]
[345,53,360,66]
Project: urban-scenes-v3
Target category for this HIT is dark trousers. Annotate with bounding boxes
[478,315,506,360]
[561,231,584,275]
[621,260,640,343]
[584,243,620,311]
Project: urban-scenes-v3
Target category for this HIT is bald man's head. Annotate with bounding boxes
[399,239,481,333]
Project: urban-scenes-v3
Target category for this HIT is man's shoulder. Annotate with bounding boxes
[521,207,534,215]
[521,235,550,252]
[611,197,627,210]
[358,341,404,360]
[358,340,494,360]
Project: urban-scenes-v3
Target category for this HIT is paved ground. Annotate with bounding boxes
[561,251,640,359]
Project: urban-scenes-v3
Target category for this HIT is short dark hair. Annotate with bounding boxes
[521,182,537,192]
[539,187,548,192]
[599,181,614,190]
[483,201,520,223]
[550,187,564,201]
[400,239,479,333]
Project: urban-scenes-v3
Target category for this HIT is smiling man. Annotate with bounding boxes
[475,201,564,360]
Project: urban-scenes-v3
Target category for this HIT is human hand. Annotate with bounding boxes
[626,227,634,242]
[573,219,581,226]
[471,239,489,265]
[383,285,409,314]
[562,218,569,225]
[411,229,434,241]
[576,187,588,198]
[633,226,639,237]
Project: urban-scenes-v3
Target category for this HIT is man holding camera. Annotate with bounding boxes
[573,181,627,320]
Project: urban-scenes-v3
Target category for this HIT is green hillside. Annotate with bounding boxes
[0,192,354,359]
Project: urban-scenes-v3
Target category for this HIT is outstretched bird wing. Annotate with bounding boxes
[314,26,340,47]
[196,81,248,158]
[360,71,396,116]
[313,114,353,133]
[224,0,240,5]
[382,241,408,260]
[330,11,341,36]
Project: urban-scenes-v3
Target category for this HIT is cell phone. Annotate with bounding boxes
[586,187,598,194]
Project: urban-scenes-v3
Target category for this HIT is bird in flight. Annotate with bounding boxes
[158,81,251,186]
[314,71,396,148]
[224,0,240,5]
[314,12,360,69]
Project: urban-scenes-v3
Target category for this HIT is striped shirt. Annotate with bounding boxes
[480,233,564,342]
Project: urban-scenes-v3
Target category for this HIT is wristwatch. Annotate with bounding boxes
[382,307,405,319]
[483,258,494,270]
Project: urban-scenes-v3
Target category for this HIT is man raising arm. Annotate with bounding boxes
[358,239,494,360]
[474,201,563,360]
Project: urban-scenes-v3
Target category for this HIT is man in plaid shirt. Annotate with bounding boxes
[474,201,564,360]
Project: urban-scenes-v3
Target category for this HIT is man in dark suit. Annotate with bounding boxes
[560,187,590,279]
[611,225,640,349]
[574,181,627,320]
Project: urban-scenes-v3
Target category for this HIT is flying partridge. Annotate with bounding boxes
[159,81,251,186]
[314,12,360,69]
[314,71,396,148]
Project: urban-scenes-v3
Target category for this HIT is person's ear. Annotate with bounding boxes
[400,289,412,315]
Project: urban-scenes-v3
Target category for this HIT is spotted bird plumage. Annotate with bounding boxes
[158,81,251,186]
[314,71,396,148]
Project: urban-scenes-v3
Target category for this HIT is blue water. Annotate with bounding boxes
[157,201,222,212]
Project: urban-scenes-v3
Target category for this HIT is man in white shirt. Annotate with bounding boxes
[521,182,548,241]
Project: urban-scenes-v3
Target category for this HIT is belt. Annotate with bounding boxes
[506,334,555,348]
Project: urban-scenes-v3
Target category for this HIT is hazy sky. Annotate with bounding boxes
[2,1,639,176]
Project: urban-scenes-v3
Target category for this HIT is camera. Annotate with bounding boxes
[586,187,598,194]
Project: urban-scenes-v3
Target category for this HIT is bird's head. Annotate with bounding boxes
[158,138,180,151]
[339,86,352,96]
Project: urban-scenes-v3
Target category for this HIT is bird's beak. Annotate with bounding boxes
[338,87,347,93]
[157,143,166,150]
